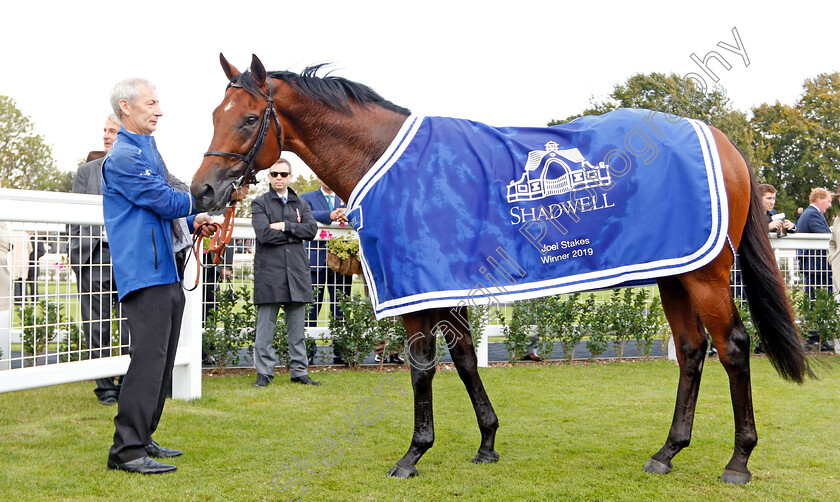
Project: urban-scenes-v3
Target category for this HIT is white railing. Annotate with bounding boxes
[0,188,358,399]
[0,189,834,397]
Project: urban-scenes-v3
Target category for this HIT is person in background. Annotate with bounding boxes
[0,223,11,370]
[251,159,320,387]
[14,232,44,303]
[69,114,129,405]
[796,187,833,350]
[9,230,31,304]
[797,187,832,297]
[827,187,840,296]
[201,245,233,366]
[300,179,353,365]
[758,183,796,235]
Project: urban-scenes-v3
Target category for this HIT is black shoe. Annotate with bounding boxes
[107,456,176,474]
[374,353,383,363]
[389,354,405,365]
[333,356,348,366]
[708,347,718,357]
[291,375,322,386]
[99,396,118,406]
[308,356,315,365]
[254,374,272,388]
[145,440,182,458]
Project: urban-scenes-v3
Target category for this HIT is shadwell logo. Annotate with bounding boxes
[506,141,612,203]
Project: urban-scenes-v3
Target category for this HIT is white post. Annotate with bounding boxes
[172,257,203,400]
[477,326,498,368]
[667,335,677,361]
[0,310,10,371]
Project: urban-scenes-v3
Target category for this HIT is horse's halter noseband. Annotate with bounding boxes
[203,76,283,191]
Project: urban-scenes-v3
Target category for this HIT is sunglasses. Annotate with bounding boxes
[268,171,291,178]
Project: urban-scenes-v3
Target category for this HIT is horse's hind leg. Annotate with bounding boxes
[681,264,758,484]
[644,276,709,476]
[442,306,499,464]
[681,272,756,484]
[388,310,439,478]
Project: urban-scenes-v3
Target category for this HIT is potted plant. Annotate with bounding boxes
[325,233,362,276]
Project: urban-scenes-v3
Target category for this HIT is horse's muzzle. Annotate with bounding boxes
[194,183,219,212]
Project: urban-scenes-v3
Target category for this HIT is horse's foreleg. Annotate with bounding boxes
[644,277,708,476]
[388,312,438,478]
[443,306,499,464]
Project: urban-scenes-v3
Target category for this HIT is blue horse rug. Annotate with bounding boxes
[347,108,728,319]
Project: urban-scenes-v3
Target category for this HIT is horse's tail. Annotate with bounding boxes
[738,156,814,383]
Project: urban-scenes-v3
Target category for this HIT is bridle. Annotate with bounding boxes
[185,75,283,291]
[203,75,284,190]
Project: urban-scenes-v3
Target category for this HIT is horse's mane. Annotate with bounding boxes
[234,64,411,116]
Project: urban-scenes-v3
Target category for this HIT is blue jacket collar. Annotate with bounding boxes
[115,126,156,147]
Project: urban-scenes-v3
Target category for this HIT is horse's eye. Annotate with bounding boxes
[244,115,258,126]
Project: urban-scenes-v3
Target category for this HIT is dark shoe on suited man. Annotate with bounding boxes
[254,373,272,388]
[145,439,183,458]
[107,456,176,474]
[291,375,322,386]
[522,353,542,361]
[99,395,118,406]
[389,354,406,364]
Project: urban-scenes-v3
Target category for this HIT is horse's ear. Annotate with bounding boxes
[220,53,240,82]
[250,54,267,86]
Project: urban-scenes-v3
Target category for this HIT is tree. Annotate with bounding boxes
[290,173,320,195]
[751,72,840,219]
[0,95,70,191]
[548,72,758,167]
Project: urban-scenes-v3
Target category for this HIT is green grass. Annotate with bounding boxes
[1,358,839,501]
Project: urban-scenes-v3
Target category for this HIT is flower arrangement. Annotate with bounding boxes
[325,234,359,260]
[325,233,362,275]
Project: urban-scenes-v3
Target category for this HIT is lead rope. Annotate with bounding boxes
[182,203,237,291]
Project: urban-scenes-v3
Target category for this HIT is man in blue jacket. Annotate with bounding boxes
[796,187,833,301]
[102,78,214,474]
[300,180,352,364]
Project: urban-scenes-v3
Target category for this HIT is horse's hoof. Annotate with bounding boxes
[720,468,751,485]
[643,458,672,475]
[388,464,418,479]
[472,450,499,464]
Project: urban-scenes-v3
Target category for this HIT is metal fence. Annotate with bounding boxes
[0,188,835,399]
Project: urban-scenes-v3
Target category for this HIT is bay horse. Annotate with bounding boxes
[190,54,812,484]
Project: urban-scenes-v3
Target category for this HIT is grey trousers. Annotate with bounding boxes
[255,302,308,379]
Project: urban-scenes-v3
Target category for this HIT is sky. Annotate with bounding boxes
[1,1,837,184]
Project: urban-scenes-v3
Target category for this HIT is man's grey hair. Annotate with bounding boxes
[107,113,122,126]
[110,78,155,119]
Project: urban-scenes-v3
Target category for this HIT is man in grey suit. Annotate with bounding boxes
[68,114,129,405]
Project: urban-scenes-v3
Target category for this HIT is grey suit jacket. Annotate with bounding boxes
[68,158,108,267]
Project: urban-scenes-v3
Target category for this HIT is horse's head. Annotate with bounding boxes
[191,54,282,211]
